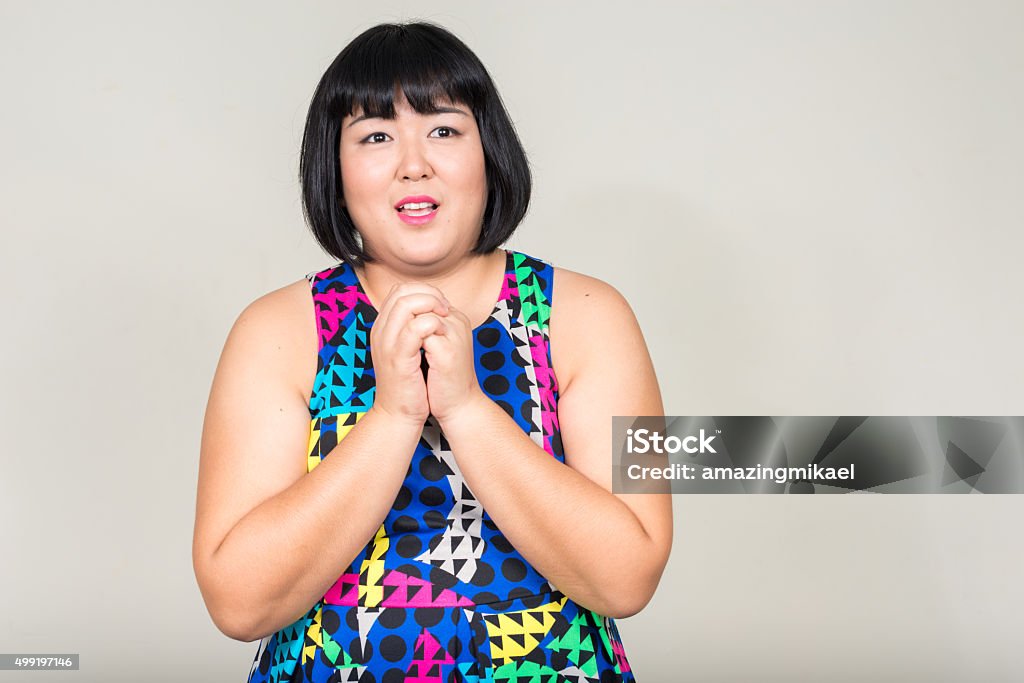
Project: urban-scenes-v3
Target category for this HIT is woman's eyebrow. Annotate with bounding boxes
[431,106,469,117]
[345,106,469,129]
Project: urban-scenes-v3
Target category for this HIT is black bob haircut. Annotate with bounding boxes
[299,21,532,266]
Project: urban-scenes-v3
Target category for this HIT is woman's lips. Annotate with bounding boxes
[396,204,439,225]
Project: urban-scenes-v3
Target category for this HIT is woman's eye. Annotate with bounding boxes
[362,132,390,144]
[432,126,459,138]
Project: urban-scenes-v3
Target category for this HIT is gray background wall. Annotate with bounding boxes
[2,1,1022,681]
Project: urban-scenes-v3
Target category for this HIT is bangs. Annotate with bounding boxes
[329,26,488,120]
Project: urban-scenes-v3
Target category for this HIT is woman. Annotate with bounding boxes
[193,21,671,683]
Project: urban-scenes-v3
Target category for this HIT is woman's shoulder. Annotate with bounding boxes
[548,261,638,334]
[545,262,644,392]
[511,250,632,313]
[238,277,317,333]
[222,276,319,400]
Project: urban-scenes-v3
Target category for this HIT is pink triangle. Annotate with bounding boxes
[313,285,371,347]
[405,628,454,683]
[382,570,475,608]
[323,573,360,606]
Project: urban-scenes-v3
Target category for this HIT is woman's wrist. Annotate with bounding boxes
[365,404,429,434]
[434,389,496,438]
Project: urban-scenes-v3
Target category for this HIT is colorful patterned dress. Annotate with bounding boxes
[246,249,635,683]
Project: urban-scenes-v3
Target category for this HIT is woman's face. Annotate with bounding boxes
[339,93,488,267]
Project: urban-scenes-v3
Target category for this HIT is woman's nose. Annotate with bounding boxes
[397,140,432,180]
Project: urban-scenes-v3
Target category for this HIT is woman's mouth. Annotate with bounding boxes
[396,201,439,225]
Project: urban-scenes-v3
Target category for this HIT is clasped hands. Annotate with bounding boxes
[369,282,488,428]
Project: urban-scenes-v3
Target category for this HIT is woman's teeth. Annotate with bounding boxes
[398,202,437,216]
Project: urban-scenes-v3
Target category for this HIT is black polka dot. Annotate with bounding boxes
[423,510,447,529]
[349,636,372,661]
[489,599,512,610]
[393,515,418,533]
[447,634,463,658]
[419,486,446,507]
[502,557,527,582]
[516,372,532,393]
[430,566,459,589]
[480,351,505,371]
[472,591,499,605]
[521,591,547,609]
[490,533,515,553]
[482,518,499,531]
[470,561,494,586]
[321,608,340,634]
[419,455,447,481]
[509,586,535,602]
[414,607,443,628]
[395,563,421,580]
[476,327,500,348]
[345,607,359,631]
[378,608,406,629]
[483,374,509,395]
[393,486,412,510]
[511,351,529,367]
[519,399,537,421]
[494,400,515,419]
[380,634,407,662]
[395,534,422,558]
[383,668,405,683]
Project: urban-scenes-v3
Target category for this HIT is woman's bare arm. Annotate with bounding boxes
[437,268,673,618]
[191,280,424,642]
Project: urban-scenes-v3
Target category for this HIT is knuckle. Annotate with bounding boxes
[408,315,436,331]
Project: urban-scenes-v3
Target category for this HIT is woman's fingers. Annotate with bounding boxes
[367,284,450,426]
[393,312,447,357]
[376,287,449,343]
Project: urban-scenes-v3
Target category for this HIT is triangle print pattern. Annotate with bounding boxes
[406,628,455,682]
[490,295,545,451]
[246,250,635,682]
[547,610,599,677]
[415,416,486,583]
[481,594,566,666]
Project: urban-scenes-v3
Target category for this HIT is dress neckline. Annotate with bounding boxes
[350,248,512,333]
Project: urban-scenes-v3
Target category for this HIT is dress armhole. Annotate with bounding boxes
[541,262,560,398]
[304,268,327,417]
[304,269,324,353]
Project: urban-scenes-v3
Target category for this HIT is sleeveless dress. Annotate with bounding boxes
[246,249,636,683]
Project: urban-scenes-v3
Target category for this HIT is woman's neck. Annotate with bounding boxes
[356,248,507,326]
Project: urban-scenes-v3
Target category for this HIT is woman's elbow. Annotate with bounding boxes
[602,584,656,619]
[194,556,263,642]
[212,606,261,643]
[199,586,263,642]
[603,553,669,618]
